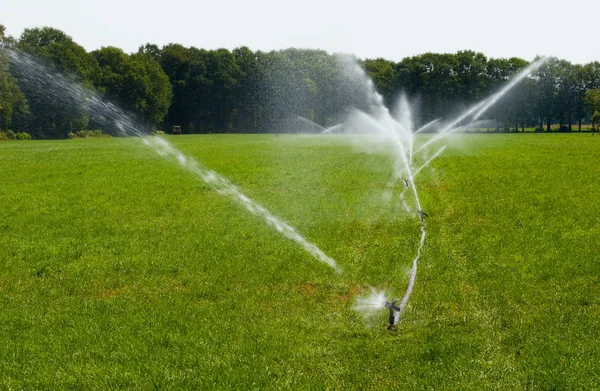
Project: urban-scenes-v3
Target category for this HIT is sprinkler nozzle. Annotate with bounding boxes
[403,178,409,188]
[418,210,428,223]
[385,300,401,329]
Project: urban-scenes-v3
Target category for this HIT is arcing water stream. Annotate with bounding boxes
[5,48,342,273]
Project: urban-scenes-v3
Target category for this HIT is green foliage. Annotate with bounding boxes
[69,114,89,133]
[585,88,600,112]
[90,46,172,127]
[18,27,96,80]
[0,130,31,140]
[13,27,96,138]
[5,24,600,137]
[592,111,600,131]
[363,58,397,104]
[0,27,29,131]
[72,129,108,138]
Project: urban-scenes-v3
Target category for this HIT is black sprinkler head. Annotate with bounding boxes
[385,300,401,329]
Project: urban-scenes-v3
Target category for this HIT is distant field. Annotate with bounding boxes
[0,134,598,390]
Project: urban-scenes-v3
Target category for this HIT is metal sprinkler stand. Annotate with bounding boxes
[385,300,401,330]
[417,209,428,223]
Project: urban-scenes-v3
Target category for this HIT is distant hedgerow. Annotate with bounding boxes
[72,130,111,138]
[0,131,32,140]
[16,132,32,140]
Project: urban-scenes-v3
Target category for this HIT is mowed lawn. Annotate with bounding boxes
[0,134,598,390]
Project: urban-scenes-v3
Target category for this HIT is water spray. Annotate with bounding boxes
[7,47,342,274]
[341,54,545,328]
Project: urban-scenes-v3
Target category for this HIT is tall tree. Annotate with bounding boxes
[231,46,260,132]
[532,57,562,131]
[363,58,398,106]
[91,46,172,129]
[18,27,96,81]
[584,88,600,113]
[13,27,95,138]
[455,50,487,104]
[0,24,29,131]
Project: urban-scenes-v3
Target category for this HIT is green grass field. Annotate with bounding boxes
[1,134,599,390]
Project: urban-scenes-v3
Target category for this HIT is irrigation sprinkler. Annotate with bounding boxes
[385,300,401,330]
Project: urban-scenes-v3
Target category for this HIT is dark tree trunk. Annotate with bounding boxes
[546,116,551,132]
[578,118,582,131]
[568,112,572,131]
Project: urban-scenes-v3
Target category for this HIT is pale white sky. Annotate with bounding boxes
[2,0,597,64]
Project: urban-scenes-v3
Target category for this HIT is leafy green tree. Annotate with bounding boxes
[531,57,562,131]
[13,27,97,137]
[553,59,577,131]
[0,24,29,131]
[91,46,172,128]
[572,64,588,131]
[455,50,488,104]
[483,57,529,131]
[204,49,242,132]
[584,88,600,113]
[138,43,161,61]
[131,51,172,126]
[363,58,398,105]
[591,111,600,133]
[18,27,96,81]
[231,46,260,132]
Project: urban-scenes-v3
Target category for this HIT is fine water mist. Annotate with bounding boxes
[344,55,548,326]
[5,47,342,273]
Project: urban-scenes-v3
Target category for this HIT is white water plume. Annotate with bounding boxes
[294,115,326,133]
[472,58,548,121]
[6,48,341,274]
[341,54,546,324]
[320,123,343,134]
[413,57,548,156]
[353,289,387,313]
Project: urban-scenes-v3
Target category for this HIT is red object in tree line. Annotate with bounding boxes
[172,125,182,135]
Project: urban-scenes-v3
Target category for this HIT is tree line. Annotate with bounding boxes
[1,25,600,138]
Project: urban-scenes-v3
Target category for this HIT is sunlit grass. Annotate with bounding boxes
[0,134,598,389]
